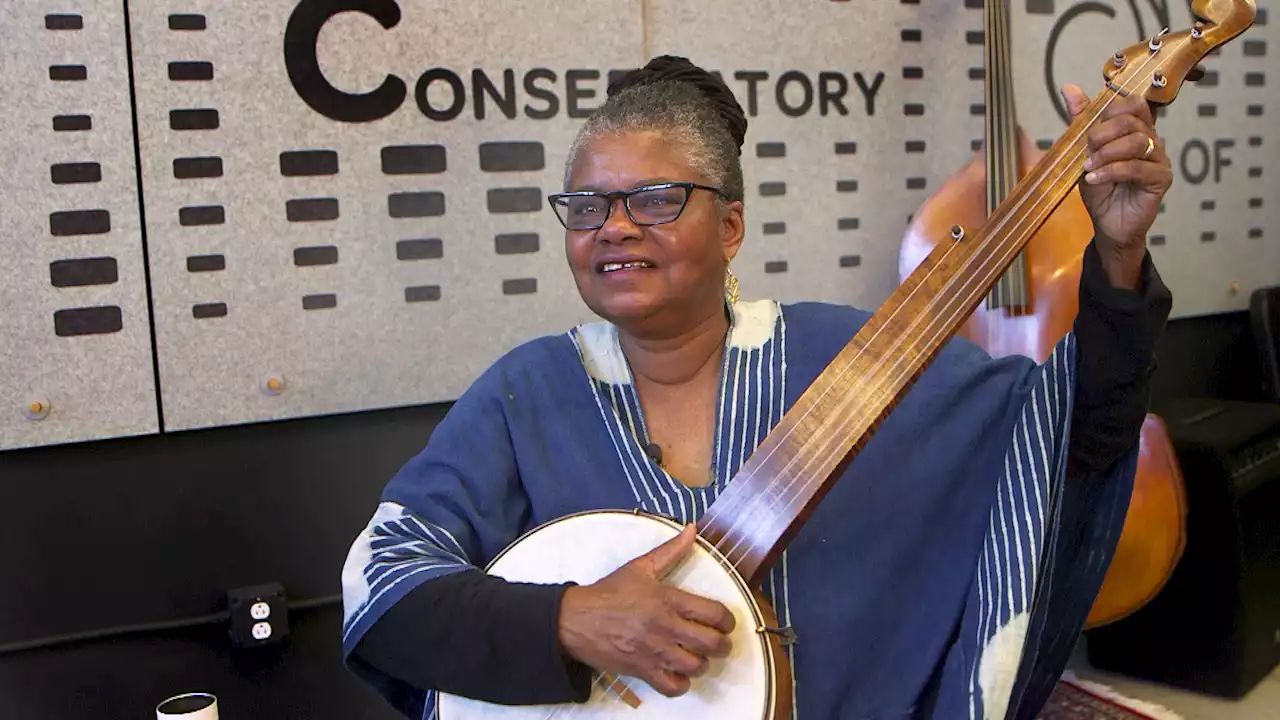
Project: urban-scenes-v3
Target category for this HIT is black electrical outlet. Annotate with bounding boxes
[227,582,289,648]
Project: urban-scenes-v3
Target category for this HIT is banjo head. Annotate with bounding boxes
[436,510,779,719]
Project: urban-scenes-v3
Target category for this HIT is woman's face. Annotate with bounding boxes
[563,131,744,334]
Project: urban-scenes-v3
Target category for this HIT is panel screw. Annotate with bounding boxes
[261,377,286,396]
[951,225,965,241]
[23,400,50,421]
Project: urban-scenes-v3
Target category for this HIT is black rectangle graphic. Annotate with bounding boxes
[1243,40,1266,56]
[193,303,227,319]
[46,14,83,30]
[51,162,102,184]
[169,14,206,30]
[970,104,986,116]
[170,109,219,130]
[840,255,862,268]
[302,294,337,310]
[487,188,542,213]
[1201,232,1216,243]
[50,209,109,236]
[836,180,858,193]
[969,67,985,80]
[50,257,117,287]
[388,192,445,218]
[901,29,922,42]
[905,140,926,153]
[174,156,223,179]
[286,198,339,222]
[759,182,786,196]
[405,285,441,303]
[53,115,91,131]
[1199,70,1220,87]
[1249,228,1263,239]
[180,206,225,226]
[168,61,214,81]
[479,142,545,172]
[280,150,338,177]
[1249,167,1262,178]
[1247,105,1264,117]
[294,246,339,266]
[1249,198,1263,208]
[54,306,122,337]
[763,222,786,235]
[902,67,923,79]
[757,142,786,158]
[765,261,788,274]
[50,65,87,81]
[397,238,443,260]
[838,218,860,230]
[382,145,447,175]
[834,142,857,155]
[495,233,539,254]
[905,104,925,116]
[503,278,537,295]
[1197,104,1217,117]
[187,254,225,272]
[1245,72,1265,87]
[966,31,984,45]
[907,177,927,190]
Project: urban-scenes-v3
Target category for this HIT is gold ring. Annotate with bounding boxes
[1143,136,1155,159]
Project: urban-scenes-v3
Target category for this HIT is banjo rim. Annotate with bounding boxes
[434,508,783,719]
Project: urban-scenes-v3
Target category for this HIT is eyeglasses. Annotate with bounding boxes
[547,182,729,231]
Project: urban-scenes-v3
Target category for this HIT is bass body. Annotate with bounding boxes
[898,0,1187,629]
[437,510,793,719]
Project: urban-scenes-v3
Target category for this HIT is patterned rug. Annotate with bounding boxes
[1038,672,1184,720]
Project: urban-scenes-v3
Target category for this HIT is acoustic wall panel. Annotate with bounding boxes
[1011,0,1278,319]
[126,0,644,431]
[2,1,1275,445]
[0,3,158,450]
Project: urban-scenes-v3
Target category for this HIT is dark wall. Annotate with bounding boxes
[0,309,1267,719]
[0,403,450,719]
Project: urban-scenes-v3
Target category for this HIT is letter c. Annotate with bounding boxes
[284,0,406,123]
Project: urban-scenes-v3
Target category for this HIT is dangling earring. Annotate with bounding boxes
[725,265,740,304]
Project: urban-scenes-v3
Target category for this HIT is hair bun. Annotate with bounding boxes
[608,55,748,153]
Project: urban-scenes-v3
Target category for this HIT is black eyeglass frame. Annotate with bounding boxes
[546,182,730,231]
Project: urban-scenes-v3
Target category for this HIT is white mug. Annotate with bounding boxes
[156,692,218,720]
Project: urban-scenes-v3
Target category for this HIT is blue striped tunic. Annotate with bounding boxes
[341,298,1137,720]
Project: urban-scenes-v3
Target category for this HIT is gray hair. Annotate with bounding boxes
[563,81,746,204]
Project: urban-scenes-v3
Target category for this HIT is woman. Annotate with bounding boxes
[341,57,1173,719]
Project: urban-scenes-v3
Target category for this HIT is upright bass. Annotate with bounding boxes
[898,0,1190,629]
[439,5,1254,717]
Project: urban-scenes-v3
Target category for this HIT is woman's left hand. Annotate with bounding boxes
[1063,83,1173,289]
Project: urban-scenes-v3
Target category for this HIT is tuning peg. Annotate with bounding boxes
[1186,64,1207,82]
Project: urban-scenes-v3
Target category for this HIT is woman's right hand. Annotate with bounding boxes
[556,523,737,697]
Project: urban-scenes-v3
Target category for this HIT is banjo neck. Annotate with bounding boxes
[696,8,1254,588]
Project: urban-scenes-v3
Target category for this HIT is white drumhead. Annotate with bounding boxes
[437,511,775,719]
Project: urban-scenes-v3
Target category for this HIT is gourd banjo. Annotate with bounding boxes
[439,5,1256,717]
